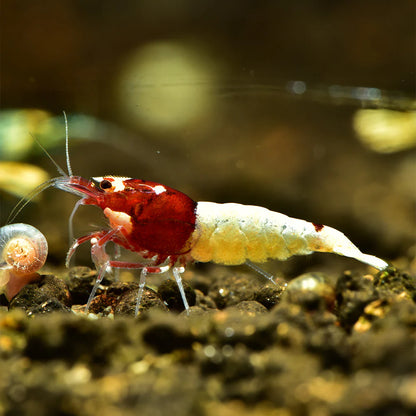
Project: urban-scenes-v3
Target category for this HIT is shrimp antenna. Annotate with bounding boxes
[7,111,74,224]
[6,178,60,224]
[29,133,67,177]
[63,111,73,177]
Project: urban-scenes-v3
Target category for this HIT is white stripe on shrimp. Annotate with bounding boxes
[190,202,388,270]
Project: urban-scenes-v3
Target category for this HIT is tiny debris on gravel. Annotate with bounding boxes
[0,264,415,416]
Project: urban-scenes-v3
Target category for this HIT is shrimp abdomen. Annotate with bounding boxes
[190,202,388,271]
[190,202,312,265]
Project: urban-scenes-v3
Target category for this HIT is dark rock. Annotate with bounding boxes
[208,273,259,309]
[158,278,196,312]
[9,275,71,314]
[0,293,9,307]
[64,266,112,306]
[194,289,217,310]
[141,313,196,353]
[254,284,285,309]
[374,268,416,302]
[114,285,168,316]
[335,271,378,330]
[88,281,139,315]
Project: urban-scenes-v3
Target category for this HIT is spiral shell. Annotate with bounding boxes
[0,223,48,275]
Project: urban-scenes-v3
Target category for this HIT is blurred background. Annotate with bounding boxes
[0,0,415,273]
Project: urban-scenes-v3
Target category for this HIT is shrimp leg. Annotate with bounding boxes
[85,232,171,314]
[245,260,277,284]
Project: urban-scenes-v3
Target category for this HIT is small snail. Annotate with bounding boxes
[0,223,48,300]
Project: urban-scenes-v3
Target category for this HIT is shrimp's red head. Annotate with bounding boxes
[58,175,198,256]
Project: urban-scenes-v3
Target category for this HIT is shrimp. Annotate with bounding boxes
[8,114,389,315]
[47,175,390,315]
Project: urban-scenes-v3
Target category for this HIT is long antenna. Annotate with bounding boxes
[7,111,74,224]
[63,110,73,176]
[6,178,59,224]
[30,133,67,177]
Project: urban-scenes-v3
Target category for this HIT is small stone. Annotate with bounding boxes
[9,275,71,314]
[158,279,196,312]
[114,285,168,316]
[254,285,285,309]
[283,273,335,311]
[208,273,258,309]
[227,300,268,316]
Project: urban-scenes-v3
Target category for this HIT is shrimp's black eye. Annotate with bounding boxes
[100,179,112,190]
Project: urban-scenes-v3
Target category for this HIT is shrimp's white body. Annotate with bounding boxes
[190,202,388,270]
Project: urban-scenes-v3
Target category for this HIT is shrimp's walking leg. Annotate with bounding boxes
[104,260,170,316]
[68,198,85,245]
[97,259,190,314]
[113,244,121,281]
[85,258,108,312]
[135,268,148,316]
[64,230,113,312]
[84,230,170,314]
[172,266,190,314]
[69,230,190,315]
[245,260,276,284]
[86,235,113,312]
[66,230,109,268]
[134,265,190,315]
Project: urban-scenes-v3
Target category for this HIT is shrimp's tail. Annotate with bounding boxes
[309,225,389,271]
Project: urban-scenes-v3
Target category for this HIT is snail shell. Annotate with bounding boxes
[0,223,48,275]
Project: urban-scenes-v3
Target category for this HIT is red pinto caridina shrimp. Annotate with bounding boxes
[9,115,389,315]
